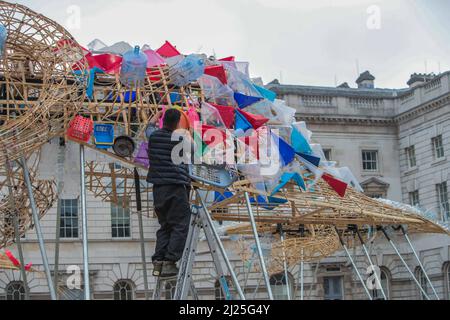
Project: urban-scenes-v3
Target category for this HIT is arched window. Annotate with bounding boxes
[371,267,390,300]
[415,267,429,300]
[270,272,294,300]
[165,280,177,300]
[444,262,450,300]
[113,280,135,300]
[214,276,233,300]
[6,281,25,300]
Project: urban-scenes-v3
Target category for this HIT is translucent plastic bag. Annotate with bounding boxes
[201,102,226,129]
[269,125,292,145]
[197,74,234,103]
[0,24,8,56]
[244,99,279,123]
[273,99,296,126]
[170,54,206,87]
[223,64,261,97]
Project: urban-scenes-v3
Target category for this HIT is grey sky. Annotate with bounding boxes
[15,0,450,88]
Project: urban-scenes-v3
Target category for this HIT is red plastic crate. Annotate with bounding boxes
[67,115,94,142]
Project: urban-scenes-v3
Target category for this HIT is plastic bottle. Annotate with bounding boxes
[120,45,148,88]
[0,24,7,56]
[171,54,205,87]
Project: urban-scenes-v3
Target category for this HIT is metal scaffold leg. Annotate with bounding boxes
[400,226,439,300]
[278,224,291,300]
[5,158,30,300]
[335,227,372,300]
[134,168,150,300]
[20,157,57,300]
[354,227,387,300]
[244,192,274,300]
[79,145,90,300]
[380,227,430,300]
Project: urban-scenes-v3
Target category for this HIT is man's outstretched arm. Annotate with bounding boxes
[145,111,163,139]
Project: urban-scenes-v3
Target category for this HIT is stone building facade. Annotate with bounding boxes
[1,71,450,300]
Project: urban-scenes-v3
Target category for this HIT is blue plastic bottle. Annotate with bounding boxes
[0,24,7,56]
[171,54,205,87]
[120,45,148,88]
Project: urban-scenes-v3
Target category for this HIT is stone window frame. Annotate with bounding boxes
[444,262,450,300]
[59,198,80,239]
[415,267,429,300]
[409,190,420,207]
[322,275,344,300]
[269,272,295,300]
[322,148,333,162]
[371,267,391,300]
[436,182,450,221]
[111,196,132,239]
[360,147,382,174]
[5,281,25,301]
[113,279,135,300]
[431,135,445,160]
[405,145,417,169]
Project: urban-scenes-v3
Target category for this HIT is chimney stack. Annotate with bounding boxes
[356,71,375,89]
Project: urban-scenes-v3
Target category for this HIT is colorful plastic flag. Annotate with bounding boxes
[215,191,234,202]
[322,173,348,197]
[272,133,295,166]
[239,109,269,130]
[297,152,321,167]
[202,124,227,147]
[271,172,306,196]
[5,250,32,271]
[219,56,235,62]
[250,195,288,210]
[156,40,181,58]
[234,92,263,109]
[144,49,165,67]
[205,65,228,85]
[291,127,312,154]
[210,104,235,129]
[235,109,253,132]
[254,85,277,102]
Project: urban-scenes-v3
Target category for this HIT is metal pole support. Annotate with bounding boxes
[355,228,387,300]
[380,227,430,300]
[335,227,372,300]
[134,168,150,300]
[244,192,274,300]
[20,157,57,300]
[400,227,439,300]
[277,224,291,300]
[79,145,90,300]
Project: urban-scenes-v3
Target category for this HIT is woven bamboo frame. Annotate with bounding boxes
[0,1,87,165]
[0,152,56,249]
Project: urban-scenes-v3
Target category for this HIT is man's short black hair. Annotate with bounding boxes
[163,108,181,131]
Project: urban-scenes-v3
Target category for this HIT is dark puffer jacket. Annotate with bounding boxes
[146,126,191,186]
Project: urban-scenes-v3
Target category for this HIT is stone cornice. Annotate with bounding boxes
[296,93,450,125]
[394,93,450,123]
[297,115,395,125]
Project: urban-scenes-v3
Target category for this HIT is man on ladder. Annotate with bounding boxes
[146,109,192,278]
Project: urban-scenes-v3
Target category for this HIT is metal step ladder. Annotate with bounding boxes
[152,188,245,300]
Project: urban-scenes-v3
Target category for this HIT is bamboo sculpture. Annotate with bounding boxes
[0,1,448,273]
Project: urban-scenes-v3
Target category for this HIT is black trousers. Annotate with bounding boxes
[152,184,191,263]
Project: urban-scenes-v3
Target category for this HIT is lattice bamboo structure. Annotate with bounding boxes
[0,152,56,248]
[0,1,87,165]
[209,179,448,235]
[85,161,154,215]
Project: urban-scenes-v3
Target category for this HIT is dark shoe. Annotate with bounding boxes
[160,261,179,278]
[152,261,163,277]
